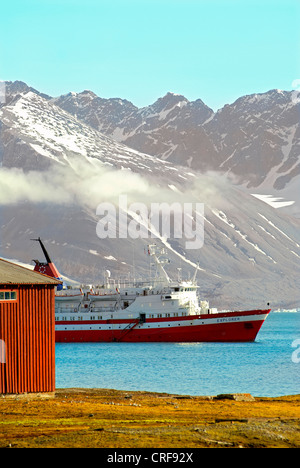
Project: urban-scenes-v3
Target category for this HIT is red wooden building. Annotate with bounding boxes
[0,258,61,394]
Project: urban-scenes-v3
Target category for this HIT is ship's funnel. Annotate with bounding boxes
[31,237,64,290]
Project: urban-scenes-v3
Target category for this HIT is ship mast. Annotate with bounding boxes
[192,261,200,285]
[147,244,171,285]
[31,237,52,264]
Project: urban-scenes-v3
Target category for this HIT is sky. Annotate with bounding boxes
[0,0,299,110]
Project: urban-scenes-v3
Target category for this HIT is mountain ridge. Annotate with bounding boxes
[51,84,300,217]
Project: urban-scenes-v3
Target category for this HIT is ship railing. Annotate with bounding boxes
[91,306,117,313]
[55,307,80,314]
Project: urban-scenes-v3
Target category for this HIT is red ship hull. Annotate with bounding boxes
[55,309,270,343]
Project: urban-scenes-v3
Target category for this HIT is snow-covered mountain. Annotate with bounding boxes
[53,91,213,161]
[0,83,299,309]
[54,87,300,217]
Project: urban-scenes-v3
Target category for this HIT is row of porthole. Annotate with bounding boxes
[61,322,199,331]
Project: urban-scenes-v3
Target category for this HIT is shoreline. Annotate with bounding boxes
[0,388,299,448]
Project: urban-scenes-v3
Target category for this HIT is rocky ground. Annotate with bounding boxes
[0,389,299,448]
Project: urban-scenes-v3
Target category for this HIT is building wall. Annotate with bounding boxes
[0,284,55,394]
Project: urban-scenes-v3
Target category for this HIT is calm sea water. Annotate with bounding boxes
[55,312,300,397]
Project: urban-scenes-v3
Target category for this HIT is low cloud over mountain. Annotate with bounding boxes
[0,82,299,309]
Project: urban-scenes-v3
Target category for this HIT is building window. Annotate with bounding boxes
[0,291,17,301]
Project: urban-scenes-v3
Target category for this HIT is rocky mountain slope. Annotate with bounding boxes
[54,87,300,217]
[0,83,299,309]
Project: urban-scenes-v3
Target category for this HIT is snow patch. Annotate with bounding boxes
[89,250,99,256]
[258,213,300,248]
[104,255,117,261]
[168,184,180,193]
[252,194,295,209]
[212,209,276,262]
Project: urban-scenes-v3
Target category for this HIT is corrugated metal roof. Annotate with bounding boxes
[0,258,62,285]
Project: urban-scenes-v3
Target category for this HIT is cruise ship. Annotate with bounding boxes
[32,238,271,343]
